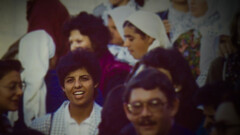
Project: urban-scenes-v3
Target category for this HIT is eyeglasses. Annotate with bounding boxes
[127,98,167,115]
[212,121,240,135]
[0,81,26,91]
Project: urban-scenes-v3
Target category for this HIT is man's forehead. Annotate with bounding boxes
[129,87,167,102]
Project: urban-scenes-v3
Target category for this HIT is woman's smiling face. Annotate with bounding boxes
[62,68,97,107]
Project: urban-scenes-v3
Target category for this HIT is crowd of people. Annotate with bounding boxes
[1,0,240,135]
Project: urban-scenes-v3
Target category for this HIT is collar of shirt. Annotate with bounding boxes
[64,102,97,126]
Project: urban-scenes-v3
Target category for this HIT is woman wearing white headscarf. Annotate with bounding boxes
[107,5,138,66]
[123,10,171,60]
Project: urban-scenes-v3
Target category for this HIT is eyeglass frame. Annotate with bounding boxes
[126,98,168,115]
[0,81,26,91]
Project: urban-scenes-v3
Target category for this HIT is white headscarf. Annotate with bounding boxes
[107,5,137,40]
[188,0,221,35]
[125,10,171,52]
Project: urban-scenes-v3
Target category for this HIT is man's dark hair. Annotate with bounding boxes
[64,12,111,57]
[123,68,176,107]
[56,49,101,94]
[0,59,23,79]
[123,21,148,39]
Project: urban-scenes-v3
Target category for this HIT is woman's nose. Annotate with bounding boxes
[123,39,130,47]
[74,80,82,88]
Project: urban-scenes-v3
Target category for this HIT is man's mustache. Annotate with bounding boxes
[138,118,157,126]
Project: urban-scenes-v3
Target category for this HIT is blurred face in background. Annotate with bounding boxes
[0,71,23,113]
[189,0,208,17]
[108,16,124,45]
[69,29,94,52]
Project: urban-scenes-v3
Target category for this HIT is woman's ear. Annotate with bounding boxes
[94,83,99,88]
[62,87,66,92]
[170,98,180,117]
[147,36,155,46]
[174,84,182,92]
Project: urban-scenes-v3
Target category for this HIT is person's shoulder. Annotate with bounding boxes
[29,113,52,135]
[102,50,132,73]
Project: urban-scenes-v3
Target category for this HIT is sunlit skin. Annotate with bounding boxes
[124,88,179,135]
[109,0,129,7]
[0,71,23,113]
[189,0,208,18]
[108,17,124,45]
[69,29,94,52]
[123,26,154,59]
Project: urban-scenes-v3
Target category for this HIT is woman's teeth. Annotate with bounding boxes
[74,91,84,95]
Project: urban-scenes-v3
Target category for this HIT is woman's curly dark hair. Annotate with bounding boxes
[64,12,111,57]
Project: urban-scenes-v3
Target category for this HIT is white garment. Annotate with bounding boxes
[125,10,171,50]
[19,30,55,126]
[64,102,102,135]
[108,44,137,66]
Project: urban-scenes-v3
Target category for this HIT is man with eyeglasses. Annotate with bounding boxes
[122,68,194,135]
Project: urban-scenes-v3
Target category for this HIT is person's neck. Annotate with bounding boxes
[68,101,94,124]
[172,2,189,13]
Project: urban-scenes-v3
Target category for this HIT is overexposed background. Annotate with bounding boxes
[0,0,170,58]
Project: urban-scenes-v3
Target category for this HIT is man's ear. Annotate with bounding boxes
[123,103,131,120]
[174,84,182,93]
[170,98,180,117]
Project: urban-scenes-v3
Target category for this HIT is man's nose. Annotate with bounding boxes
[141,105,152,117]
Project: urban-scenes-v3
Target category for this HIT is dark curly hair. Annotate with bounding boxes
[0,59,23,79]
[64,12,111,57]
[56,49,101,95]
